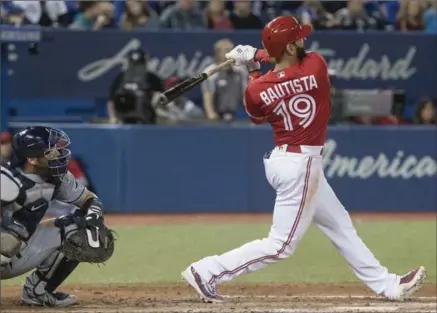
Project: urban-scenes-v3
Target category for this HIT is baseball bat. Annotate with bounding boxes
[157,59,235,106]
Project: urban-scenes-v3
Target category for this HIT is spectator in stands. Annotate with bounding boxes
[336,0,387,30]
[160,0,205,29]
[119,0,159,30]
[230,0,263,29]
[252,1,298,24]
[69,1,114,30]
[65,0,80,22]
[296,0,338,30]
[366,1,400,27]
[0,131,13,166]
[321,1,349,14]
[1,1,27,25]
[205,0,233,30]
[201,39,247,122]
[413,98,436,124]
[12,0,71,27]
[373,115,406,125]
[424,0,437,33]
[396,0,425,31]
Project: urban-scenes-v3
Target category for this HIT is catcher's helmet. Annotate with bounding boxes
[261,16,312,59]
[12,126,71,180]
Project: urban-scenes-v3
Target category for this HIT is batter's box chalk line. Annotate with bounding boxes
[228,295,437,301]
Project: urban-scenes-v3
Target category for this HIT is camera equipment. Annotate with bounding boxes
[114,48,156,124]
[328,72,405,123]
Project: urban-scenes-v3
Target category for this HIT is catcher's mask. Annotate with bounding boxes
[44,129,71,180]
[12,126,71,181]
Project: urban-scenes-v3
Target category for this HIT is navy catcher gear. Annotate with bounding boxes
[12,126,71,181]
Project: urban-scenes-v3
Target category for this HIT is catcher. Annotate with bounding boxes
[0,126,115,307]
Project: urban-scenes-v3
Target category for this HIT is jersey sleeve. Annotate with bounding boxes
[53,171,88,205]
[244,87,265,124]
[254,49,271,63]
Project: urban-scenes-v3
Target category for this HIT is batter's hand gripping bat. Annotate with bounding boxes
[157,59,235,107]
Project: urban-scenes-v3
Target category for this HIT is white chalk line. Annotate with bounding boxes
[227,295,437,301]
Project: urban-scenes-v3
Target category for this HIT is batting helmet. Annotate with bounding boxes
[12,126,71,180]
[261,16,312,60]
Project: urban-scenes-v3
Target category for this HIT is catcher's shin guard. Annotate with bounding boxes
[29,250,79,291]
[45,257,79,293]
[23,250,78,306]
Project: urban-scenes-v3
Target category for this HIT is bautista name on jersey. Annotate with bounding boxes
[259,74,318,106]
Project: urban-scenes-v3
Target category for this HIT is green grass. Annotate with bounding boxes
[3,220,436,286]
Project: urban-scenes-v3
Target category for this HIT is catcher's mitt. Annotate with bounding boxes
[56,214,115,263]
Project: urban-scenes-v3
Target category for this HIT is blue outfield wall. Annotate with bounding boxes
[11,124,437,213]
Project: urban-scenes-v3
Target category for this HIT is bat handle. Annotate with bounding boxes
[206,59,236,77]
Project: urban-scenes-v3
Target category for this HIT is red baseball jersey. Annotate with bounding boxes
[244,52,331,146]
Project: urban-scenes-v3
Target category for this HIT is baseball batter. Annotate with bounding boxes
[181,16,426,303]
[0,126,114,307]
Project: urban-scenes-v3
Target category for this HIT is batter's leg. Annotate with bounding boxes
[183,152,323,302]
[313,173,426,301]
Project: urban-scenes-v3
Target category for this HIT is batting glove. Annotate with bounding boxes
[225,45,257,66]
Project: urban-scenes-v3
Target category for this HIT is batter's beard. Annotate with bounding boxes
[297,48,307,62]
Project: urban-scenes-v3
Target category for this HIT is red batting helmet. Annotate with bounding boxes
[261,16,312,59]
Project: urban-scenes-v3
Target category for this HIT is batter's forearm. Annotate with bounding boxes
[254,49,274,63]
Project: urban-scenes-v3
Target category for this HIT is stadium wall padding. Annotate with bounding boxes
[10,123,437,213]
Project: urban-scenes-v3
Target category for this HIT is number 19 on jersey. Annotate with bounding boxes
[273,94,316,131]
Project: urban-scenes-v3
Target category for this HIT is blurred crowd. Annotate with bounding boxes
[1,0,436,33]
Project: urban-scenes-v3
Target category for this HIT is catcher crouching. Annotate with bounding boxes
[0,126,115,307]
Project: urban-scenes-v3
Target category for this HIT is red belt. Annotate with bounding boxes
[284,145,323,156]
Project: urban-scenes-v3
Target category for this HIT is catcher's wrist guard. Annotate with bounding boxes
[83,197,104,218]
[55,211,115,264]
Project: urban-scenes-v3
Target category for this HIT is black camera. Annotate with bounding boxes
[113,48,156,124]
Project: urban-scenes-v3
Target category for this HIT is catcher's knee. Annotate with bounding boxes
[0,231,22,267]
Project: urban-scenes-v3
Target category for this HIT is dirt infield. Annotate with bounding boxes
[2,283,436,313]
[1,213,436,313]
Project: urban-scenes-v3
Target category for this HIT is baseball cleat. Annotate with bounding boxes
[385,266,427,301]
[22,284,78,307]
[181,266,224,303]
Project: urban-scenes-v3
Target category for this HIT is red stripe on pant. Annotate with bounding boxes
[208,157,313,285]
